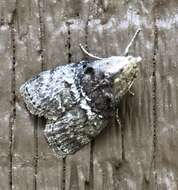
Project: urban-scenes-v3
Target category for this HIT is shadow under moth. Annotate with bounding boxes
[20,29,142,158]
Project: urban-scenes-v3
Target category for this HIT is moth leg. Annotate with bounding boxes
[128,89,135,96]
[115,108,121,127]
[128,81,135,96]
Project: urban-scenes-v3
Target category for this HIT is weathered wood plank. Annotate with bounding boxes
[0,1,17,189]
[36,1,66,189]
[117,4,155,190]
[58,2,92,190]
[65,19,91,190]
[0,24,11,190]
[155,1,178,189]
[0,0,178,189]
[12,0,41,189]
[87,1,155,189]
[86,1,127,189]
[87,18,123,190]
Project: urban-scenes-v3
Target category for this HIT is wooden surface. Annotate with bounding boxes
[0,0,178,189]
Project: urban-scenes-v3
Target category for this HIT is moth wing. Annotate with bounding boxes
[20,64,78,119]
[44,107,104,157]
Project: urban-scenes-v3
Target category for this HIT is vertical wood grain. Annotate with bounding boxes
[12,0,41,189]
[154,1,178,189]
[0,1,17,190]
[86,1,155,189]
[64,2,92,190]
[36,1,65,189]
[0,0,178,189]
[0,18,12,190]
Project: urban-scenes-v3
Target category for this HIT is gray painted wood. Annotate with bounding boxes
[13,0,41,189]
[155,1,178,189]
[0,0,178,189]
[0,22,11,190]
[36,1,65,189]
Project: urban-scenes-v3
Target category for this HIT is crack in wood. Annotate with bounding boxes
[88,140,94,190]
[61,20,73,190]
[151,4,159,188]
[33,116,38,190]
[38,0,47,71]
[66,22,72,63]
[84,19,89,50]
[8,9,17,190]
[120,119,125,161]
[62,157,66,190]
[32,1,48,189]
[84,4,94,189]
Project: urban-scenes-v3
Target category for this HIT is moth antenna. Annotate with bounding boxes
[79,44,103,60]
[124,28,141,56]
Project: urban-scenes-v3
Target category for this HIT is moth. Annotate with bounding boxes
[20,29,141,158]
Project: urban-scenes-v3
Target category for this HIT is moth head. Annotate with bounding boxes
[111,56,141,97]
[85,55,141,97]
[80,29,142,98]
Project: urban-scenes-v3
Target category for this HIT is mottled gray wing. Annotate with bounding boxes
[44,105,105,158]
[20,63,80,120]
